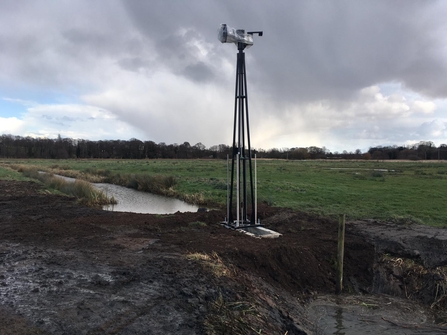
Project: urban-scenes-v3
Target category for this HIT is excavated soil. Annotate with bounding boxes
[1,180,447,334]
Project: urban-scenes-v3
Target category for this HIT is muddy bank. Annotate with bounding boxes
[307,294,446,334]
[1,180,446,334]
[351,219,447,268]
[349,220,447,312]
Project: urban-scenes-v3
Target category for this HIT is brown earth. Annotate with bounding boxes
[1,180,447,334]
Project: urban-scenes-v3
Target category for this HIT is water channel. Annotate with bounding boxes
[52,174,199,214]
[95,182,199,214]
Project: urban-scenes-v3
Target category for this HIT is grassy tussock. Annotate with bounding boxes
[103,173,189,200]
[205,293,263,335]
[10,163,105,183]
[53,168,104,183]
[66,179,117,206]
[98,172,175,192]
[186,252,231,278]
[181,192,205,205]
[16,165,116,206]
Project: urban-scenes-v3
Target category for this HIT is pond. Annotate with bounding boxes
[94,182,199,214]
[51,174,199,214]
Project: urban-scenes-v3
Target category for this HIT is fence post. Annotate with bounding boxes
[336,214,346,294]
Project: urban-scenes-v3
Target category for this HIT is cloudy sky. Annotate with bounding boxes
[1,1,447,152]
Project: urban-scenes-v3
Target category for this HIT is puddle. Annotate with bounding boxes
[49,173,199,214]
[307,295,445,334]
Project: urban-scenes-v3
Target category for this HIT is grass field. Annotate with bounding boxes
[1,158,447,226]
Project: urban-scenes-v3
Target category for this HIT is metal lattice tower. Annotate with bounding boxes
[218,24,263,227]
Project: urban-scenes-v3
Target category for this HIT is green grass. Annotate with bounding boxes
[1,158,447,226]
[0,165,33,181]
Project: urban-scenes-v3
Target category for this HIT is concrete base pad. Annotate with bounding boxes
[239,226,282,238]
[220,222,282,238]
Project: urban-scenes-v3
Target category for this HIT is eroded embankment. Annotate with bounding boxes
[351,220,447,315]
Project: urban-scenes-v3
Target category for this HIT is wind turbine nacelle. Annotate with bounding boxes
[218,24,254,47]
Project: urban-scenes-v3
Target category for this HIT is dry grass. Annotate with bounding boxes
[8,163,104,183]
[380,254,447,309]
[186,252,231,278]
[8,164,116,206]
[186,251,266,334]
[105,173,176,194]
[51,168,104,183]
[181,192,206,205]
[204,293,263,335]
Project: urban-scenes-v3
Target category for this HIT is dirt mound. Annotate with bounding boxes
[227,245,333,293]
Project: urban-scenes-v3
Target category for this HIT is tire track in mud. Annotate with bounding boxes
[0,241,217,334]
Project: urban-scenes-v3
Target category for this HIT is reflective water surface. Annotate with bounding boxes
[95,183,199,214]
[307,295,444,335]
[52,174,199,214]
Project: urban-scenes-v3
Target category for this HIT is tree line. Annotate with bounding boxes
[1,134,446,161]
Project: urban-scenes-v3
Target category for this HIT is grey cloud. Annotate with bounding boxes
[181,62,214,82]
[240,1,447,105]
[118,57,152,72]
[3,0,447,150]
[120,0,447,105]
[156,31,196,66]
[62,29,113,56]
[3,0,447,102]
[154,29,217,82]
[41,114,76,125]
[0,1,131,90]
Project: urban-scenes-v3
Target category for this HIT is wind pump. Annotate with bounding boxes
[218,24,263,228]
